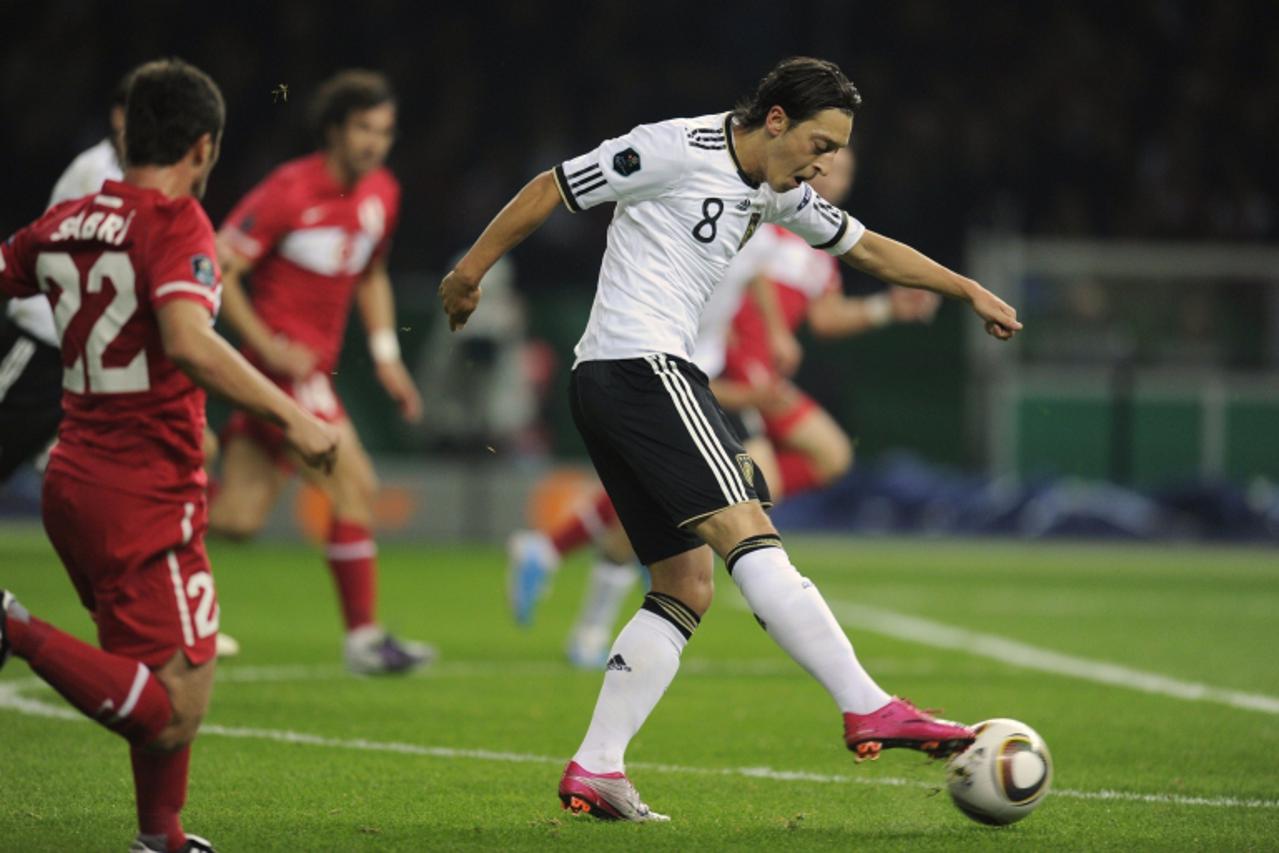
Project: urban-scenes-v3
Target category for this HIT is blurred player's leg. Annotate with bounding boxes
[507,489,619,625]
[565,557,642,669]
[770,404,853,496]
[297,417,433,674]
[207,431,288,541]
[207,430,286,660]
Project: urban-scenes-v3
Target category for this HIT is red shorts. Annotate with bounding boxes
[223,370,345,467]
[41,471,219,667]
[721,343,819,441]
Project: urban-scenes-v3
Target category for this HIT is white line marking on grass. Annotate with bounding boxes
[826,600,1279,716]
[210,658,806,684]
[2,680,1275,811]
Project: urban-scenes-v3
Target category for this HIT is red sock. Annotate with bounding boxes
[327,518,377,631]
[777,450,825,496]
[6,615,171,744]
[551,490,618,556]
[131,744,189,852]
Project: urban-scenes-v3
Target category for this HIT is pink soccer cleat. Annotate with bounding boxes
[558,760,669,822]
[843,697,975,763]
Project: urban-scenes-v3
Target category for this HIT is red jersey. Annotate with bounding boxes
[0,180,222,500]
[219,153,401,372]
[733,224,841,344]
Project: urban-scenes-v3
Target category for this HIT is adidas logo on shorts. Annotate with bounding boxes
[605,654,632,672]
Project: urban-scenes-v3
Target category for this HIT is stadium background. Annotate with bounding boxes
[2,0,1277,536]
[4,4,1279,850]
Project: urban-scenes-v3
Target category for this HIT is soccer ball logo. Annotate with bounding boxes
[946,718,1053,826]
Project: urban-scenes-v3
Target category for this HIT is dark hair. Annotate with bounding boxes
[732,57,862,129]
[124,58,225,167]
[110,69,134,109]
[309,69,395,145]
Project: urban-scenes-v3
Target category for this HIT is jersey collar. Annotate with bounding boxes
[723,114,761,190]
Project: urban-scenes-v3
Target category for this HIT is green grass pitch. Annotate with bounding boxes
[2,528,1277,851]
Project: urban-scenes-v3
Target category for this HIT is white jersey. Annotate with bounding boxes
[557,112,864,366]
[6,138,122,346]
[690,223,778,377]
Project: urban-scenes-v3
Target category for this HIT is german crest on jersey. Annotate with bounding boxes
[191,254,216,287]
[737,212,762,250]
[613,148,642,177]
[735,453,756,488]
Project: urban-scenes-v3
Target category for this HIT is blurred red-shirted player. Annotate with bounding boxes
[0,59,338,853]
[209,69,432,674]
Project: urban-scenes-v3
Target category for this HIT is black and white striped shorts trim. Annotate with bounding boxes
[644,354,749,507]
[725,533,785,575]
[641,591,701,639]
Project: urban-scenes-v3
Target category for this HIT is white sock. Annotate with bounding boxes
[729,543,890,715]
[571,594,697,773]
[572,558,641,636]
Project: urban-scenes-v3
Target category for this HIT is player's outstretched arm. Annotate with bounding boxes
[157,299,339,473]
[215,240,318,379]
[439,170,563,331]
[806,287,941,339]
[841,230,1022,341]
[356,257,422,423]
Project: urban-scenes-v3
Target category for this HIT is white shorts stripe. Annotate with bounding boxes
[180,502,195,546]
[645,356,739,505]
[111,663,151,723]
[659,355,748,502]
[168,550,195,647]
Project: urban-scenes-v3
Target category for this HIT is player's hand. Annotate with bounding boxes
[968,285,1022,341]
[263,334,319,380]
[285,412,340,475]
[768,330,803,377]
[890,287,942,324]
[376,359,424,424]
[439,270,482,331]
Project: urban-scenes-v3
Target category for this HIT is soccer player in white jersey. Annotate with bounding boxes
[441,57,1021,821]
[1,76,127,482]
[511,146,941,669]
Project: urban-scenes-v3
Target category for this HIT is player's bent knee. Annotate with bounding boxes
[146,710,204,752]
[207,512,265,542]
[650,570,713,615]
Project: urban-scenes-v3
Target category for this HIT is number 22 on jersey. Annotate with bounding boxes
[36,250,149,394]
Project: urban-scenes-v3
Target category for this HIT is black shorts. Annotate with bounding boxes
[570,354,772,566]
[0,324,63,482]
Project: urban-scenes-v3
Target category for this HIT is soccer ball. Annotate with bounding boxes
[946,718,1053,826]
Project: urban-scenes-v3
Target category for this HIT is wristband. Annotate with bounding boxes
[369,328,401,363]
[864,293,893,327]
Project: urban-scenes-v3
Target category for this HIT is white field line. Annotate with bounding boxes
[204,658,807,684]
[0,680,1275,811]
[824,600,1279,716]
